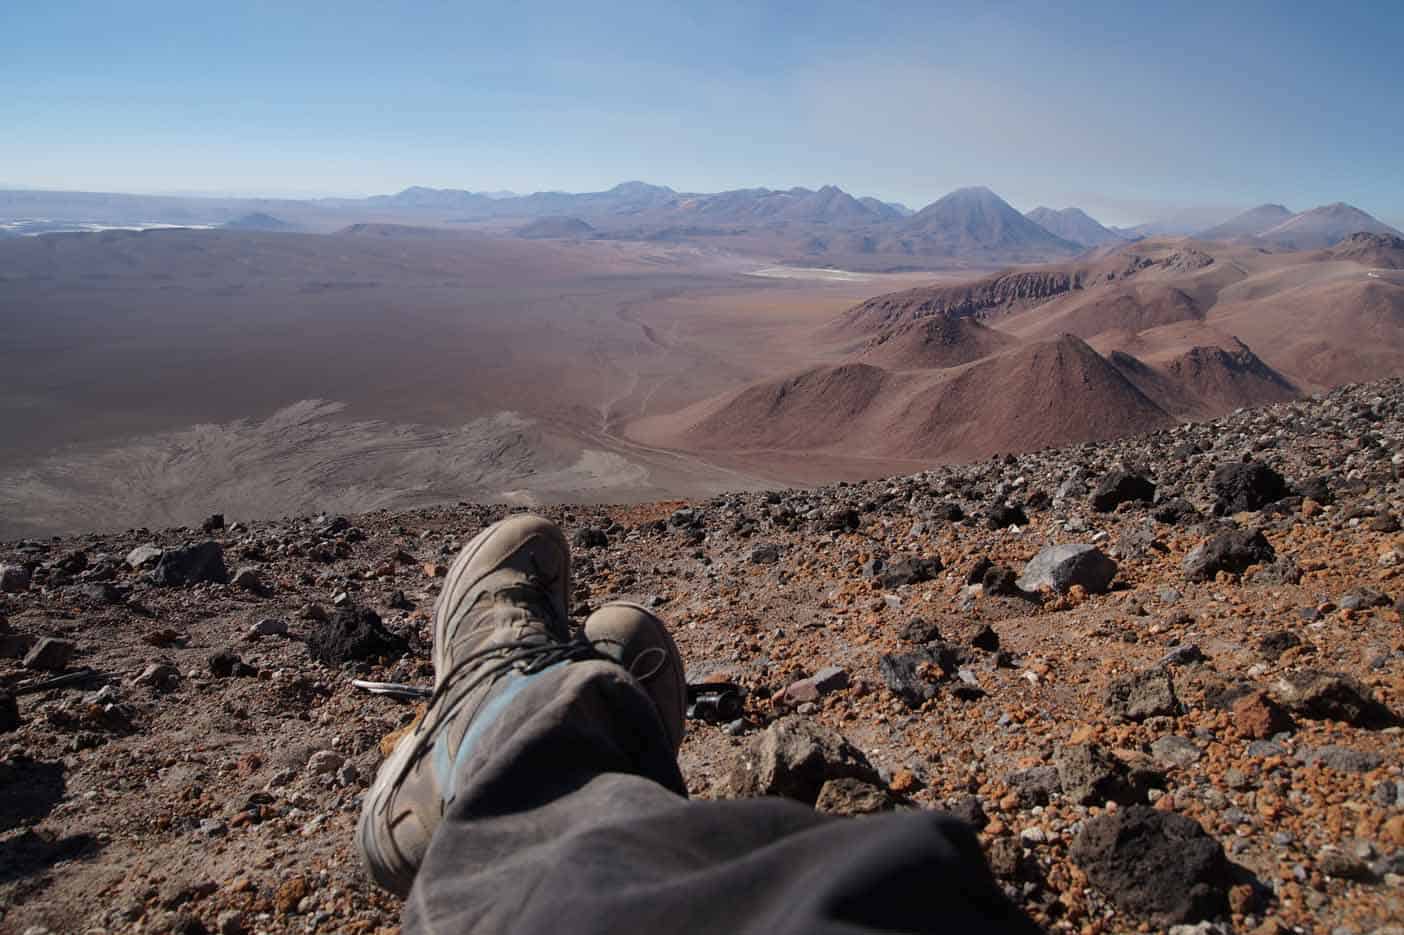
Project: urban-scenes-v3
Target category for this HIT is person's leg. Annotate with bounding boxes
[404,657,1038,935]
[359,514,1035,934]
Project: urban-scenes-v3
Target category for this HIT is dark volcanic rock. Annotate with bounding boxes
[1057,743,1141,806]
[981,564,1024,597]
[878,651,942,708]
[1300,745,1384,773]
[814,777,895,816]
[208,649,257,678]
[899,618,943,644]
[1005,765,1061,807]
[986,504,1027,530]
[307,605,409,664]
[1105,667,1178,721]
[946,794,988,829]
[1151,498,1200,526]
[0,690,19,733]
[1017,544,1116,594]
[1182,528,1275,581]
[1091,471,1156,512]
[572,527,609,549]
[878,556,942,588]
[151,542,229,587]
[1274,669,1394,727]
[719,716,878,805]
[1211,460,1288,514]
[1071,806,1230,925]
[23,637,75,671]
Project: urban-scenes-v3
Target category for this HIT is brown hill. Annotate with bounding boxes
[1321,231,1404,269]
[641,235,1404,470]
[679,363,893,452]
[834,270,1080,336]
[1109,340,1298,419]
[857,315,1018,370]
[888,334,1173,458]
[668,335,1170,462]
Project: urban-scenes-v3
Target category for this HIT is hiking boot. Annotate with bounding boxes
[584,602,687,751]
[358,514,588,896]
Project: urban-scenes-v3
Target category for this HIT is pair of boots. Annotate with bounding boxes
[356,515,687,896]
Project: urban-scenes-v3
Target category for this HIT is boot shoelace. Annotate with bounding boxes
[382,632,610,808]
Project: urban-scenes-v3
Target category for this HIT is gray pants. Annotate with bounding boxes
[406,660,1038,934]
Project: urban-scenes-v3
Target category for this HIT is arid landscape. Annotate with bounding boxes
[8,4,1404,934]
[3,194,1402,540]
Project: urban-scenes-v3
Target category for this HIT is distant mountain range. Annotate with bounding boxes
[1194,202,1403,249]
[1,182,1398,269]
[1024,206,1128,247]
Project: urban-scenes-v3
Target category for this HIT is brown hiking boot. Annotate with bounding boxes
[583,602,687,751]
[357,514,589,896]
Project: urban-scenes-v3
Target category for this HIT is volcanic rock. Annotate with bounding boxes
[878,650,943,708]
[1211,461,1288,514]
[307,605,409,664]
[1106,666,1179,721]
[0,690,18,733]
[1183,529,1274,581]
[814,777,895,816]
[1273,670,1394,727]
[1017,544,1117,594]
[151,541,229,587]
[719,716,878,805]
[23,637,75,671]
[1091,471,1156,512]
[1057,743,1140,806]
[1071,806,1230,925]
[0,564,30,593]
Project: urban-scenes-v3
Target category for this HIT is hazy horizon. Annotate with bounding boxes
[5,1,1403,230]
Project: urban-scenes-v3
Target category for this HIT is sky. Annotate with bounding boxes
[3,0,1401,227]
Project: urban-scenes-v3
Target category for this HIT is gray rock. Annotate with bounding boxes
[151,541,228,587]
[810,666,849,694]
[307,750,345,774]
[1005,765,1062,807]
[1091,471,1156,512]
[718,716,878,805]
[231,566,266,593]
[879,556,943,588]
[750,543,781,565]
[125,545,164,569]
[0,564,30,594]
[814,777,895,816]
[1016,544,1117,595]
[1071,806,1230,925]
[1317,847,1372,880]
[136,663,180,690]
[1246,740,1287,758]
[877,649,948,708]
[1274,669,1394,728]
[1057,743,1138,805]
[1337,587,1391,611]
[1106,667,1179,721]
[1299,745,1384,773]
[247,617,288,638]
[23,637,75,671]
[1182,528,1275,582]
[1151,735,1202,769]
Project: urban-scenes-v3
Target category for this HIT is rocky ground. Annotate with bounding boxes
[2,379,1403,935]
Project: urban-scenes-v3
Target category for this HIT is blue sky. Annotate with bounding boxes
[3,0,1401,226]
